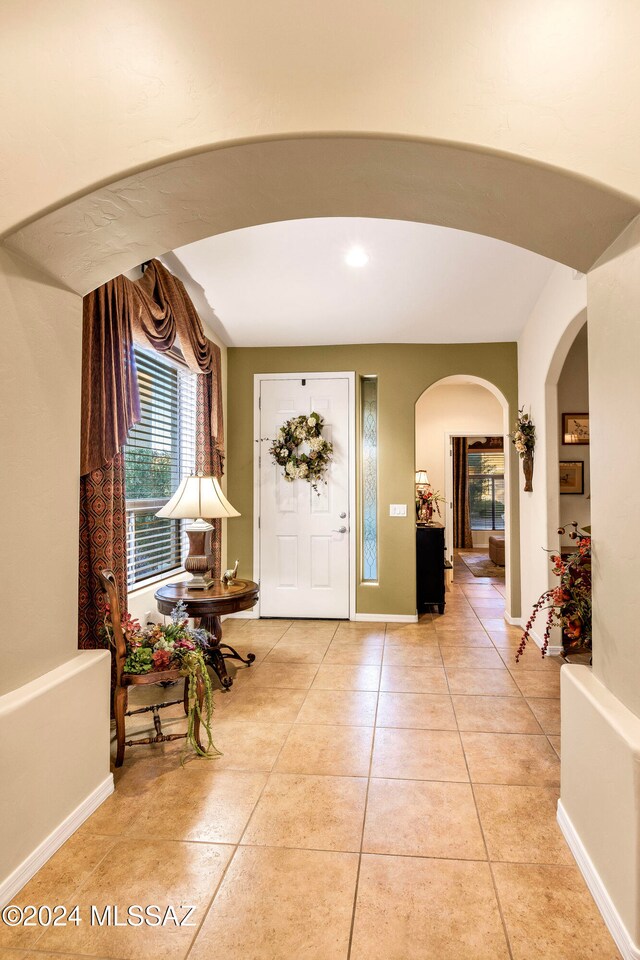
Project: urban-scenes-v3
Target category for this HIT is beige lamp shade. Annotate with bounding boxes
[156,475,240,520]
[415,470,429,485]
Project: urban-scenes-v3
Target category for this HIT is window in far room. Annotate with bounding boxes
[124,347,196,588]
[467,438,505,531]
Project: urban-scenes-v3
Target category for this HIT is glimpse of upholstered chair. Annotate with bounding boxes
[489,536,505,566]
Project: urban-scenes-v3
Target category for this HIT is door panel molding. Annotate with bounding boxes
[253,371,356,619]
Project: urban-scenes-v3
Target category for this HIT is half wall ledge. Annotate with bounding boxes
[0,650,113,906]
[559,665,640,959]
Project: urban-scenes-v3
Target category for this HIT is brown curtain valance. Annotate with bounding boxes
[133,260,216,373]
[80,259,224,476]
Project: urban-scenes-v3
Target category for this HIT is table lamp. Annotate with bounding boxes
[156,475,240,589]
[415,469,429,491]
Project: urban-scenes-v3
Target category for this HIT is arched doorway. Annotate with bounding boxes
[415,374,514,617]
[2,124,638,960]
[4,134,637,294]
[541,309,589,655]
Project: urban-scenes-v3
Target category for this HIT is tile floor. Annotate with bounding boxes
[0,566,620,959]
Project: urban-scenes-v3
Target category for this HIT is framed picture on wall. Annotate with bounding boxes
[562,412,589,445]
[559,460,584,495]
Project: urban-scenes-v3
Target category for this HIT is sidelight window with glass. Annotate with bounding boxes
[361,376,378,582]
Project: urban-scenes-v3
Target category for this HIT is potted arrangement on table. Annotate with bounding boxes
[517,522,592,661]
[102,600,219,759]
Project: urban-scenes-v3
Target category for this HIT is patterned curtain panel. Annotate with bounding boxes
[78,258,226,649]
[453,437,474,549]
[196,374,223,579]
[78,454,127,649]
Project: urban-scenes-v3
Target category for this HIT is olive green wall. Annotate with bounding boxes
[227,343,520,618]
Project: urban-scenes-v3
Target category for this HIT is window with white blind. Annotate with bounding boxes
[468,447,505,531]
[124,347,197,588]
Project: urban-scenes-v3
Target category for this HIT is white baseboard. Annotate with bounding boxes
[527,623,563,657]
[222,612,418,623]
[0,774,114,908]
[503,614,563,656]
[516,617,562,657]
[504,613,522,627]
[557,799,640,960]
[353,613,418,623]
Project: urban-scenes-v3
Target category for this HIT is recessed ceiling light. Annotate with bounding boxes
[344,246,369,268]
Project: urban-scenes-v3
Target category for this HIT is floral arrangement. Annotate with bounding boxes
[268,412,334,494]
[511,407,536,457]
[102,601,218,759]
[416,487,445,520]
[517,522,591,661]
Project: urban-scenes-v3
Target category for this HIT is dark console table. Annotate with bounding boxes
[155,578,259,690]
[416,523,447,614]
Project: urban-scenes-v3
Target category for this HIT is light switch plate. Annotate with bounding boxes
[389,504,407,517]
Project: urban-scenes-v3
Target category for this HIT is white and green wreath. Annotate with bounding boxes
[268,412,334,494]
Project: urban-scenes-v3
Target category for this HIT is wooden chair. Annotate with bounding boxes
[99,569,204,767]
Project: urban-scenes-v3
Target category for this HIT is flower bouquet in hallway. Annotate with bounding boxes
[517,521,591,660]
[416,487,445,523]
[102,600,219,759]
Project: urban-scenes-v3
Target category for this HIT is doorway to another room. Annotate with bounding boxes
[451,435,506,582]
[415,377,510,608]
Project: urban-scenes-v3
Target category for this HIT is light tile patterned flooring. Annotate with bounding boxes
[1,571,620,959]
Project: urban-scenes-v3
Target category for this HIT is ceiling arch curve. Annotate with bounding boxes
[4,135,637,295]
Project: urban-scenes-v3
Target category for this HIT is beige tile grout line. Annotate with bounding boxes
[345,620,384,960]
[18,838,121,953]
[2,948,128,960]
[182,617,342,959]
[13,616,313,960]
[25,598,540,959]
[445,596,516,960]
[109,624,287,960]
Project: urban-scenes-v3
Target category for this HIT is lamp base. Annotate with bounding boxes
[187,571,215,590]
[184,518,214,591]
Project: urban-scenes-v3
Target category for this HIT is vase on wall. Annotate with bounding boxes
[522,451,534,492]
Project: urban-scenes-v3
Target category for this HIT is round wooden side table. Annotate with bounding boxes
[155,578,259,689]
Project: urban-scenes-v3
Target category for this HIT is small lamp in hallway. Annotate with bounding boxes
[156,475,240,589]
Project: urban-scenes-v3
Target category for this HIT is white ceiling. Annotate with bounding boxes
[173,218,558,348]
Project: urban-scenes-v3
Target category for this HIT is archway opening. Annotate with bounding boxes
[414,374,514,619]
[4,134,637,295]
[543,313,590,657]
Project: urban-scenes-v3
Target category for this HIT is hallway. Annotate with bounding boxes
[0,576,618,959]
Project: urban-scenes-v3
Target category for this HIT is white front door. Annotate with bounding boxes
[258,375,351,618]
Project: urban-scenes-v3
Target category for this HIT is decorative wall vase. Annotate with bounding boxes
[522,451,534,492]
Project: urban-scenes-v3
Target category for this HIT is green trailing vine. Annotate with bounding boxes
[182,650,218,759]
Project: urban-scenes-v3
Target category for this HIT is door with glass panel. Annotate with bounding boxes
[258,375,351,618]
